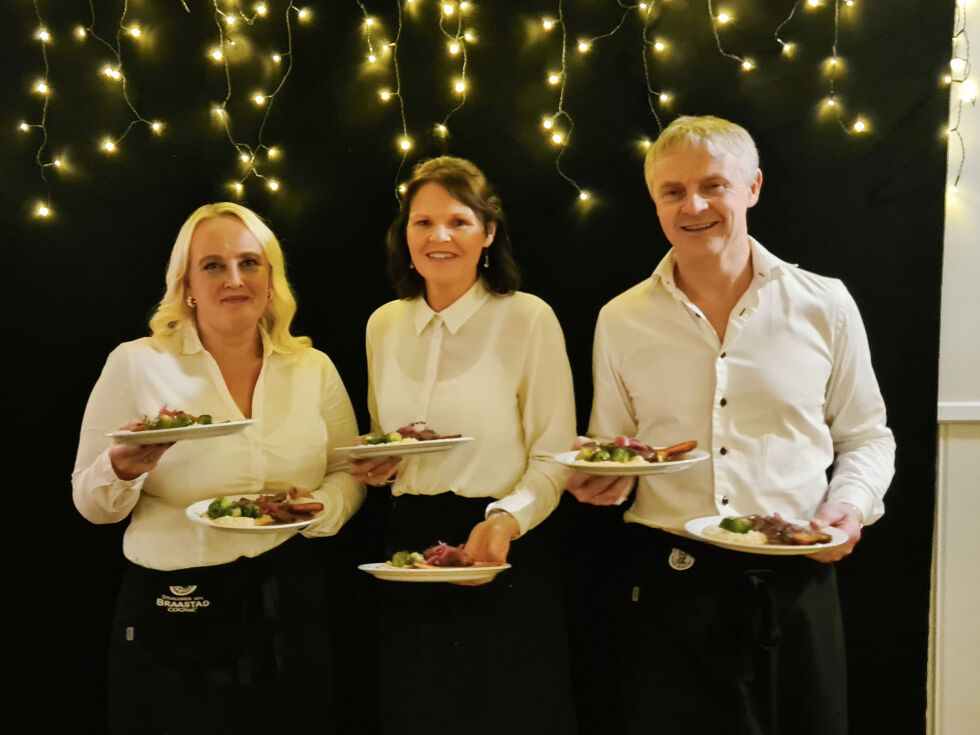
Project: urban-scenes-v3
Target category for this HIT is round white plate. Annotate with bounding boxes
[185,493,324,532]
[553,448,710,476]
[358,562,511,583]
[684,515,849,556]
[337,436,473,459]
[106,419,254,446]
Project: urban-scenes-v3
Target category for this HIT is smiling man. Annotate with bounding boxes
[566,116,895,734]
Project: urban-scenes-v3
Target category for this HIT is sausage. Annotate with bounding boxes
[653,440,698,462]
[286,502,323,515]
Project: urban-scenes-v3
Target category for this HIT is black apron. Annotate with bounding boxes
[107,536,334,735]
[609,524,847,735]
[374,492,578,735]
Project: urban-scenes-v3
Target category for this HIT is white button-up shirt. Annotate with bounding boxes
[72,326,364,570]
[366,280,576,535]
[589,238,895,530]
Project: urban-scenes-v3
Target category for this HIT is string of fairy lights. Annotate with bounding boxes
[13,0,972,221]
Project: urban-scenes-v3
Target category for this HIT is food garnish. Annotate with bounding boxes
[575,437,697,464]
[135,405,213,431]
[707,512,833,546]
[204,488,323,527]
[387,541,474,568]
[362,424,462,445]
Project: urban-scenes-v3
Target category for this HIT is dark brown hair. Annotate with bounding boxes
[385,156,521,298]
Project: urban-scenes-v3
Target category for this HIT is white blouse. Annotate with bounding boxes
[365,280,576,535]
[72,325,364,571]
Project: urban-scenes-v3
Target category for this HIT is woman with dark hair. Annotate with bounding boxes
[350,156,578,734]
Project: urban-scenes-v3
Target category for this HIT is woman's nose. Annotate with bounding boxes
[225,263,244,286]
[429,224,451,242]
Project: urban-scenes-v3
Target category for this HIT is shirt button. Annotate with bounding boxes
[720,352,727,358]
[721,496,729,505]
[720,397,727,407]
[719,447,728,455]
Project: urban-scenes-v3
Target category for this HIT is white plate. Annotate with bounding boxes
[337,436,474,459]
[106,419,254,445]
[185,493,325,532]
[684,515,849,556]
[554,448,710,476]
[358,562,511,583]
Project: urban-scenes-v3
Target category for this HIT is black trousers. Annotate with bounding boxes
[107,537,334,735]
[374,493,578,735]
[610,524,848,735]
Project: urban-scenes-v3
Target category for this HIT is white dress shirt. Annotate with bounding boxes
[72,325,365,571]
[366,280,576,535]
[589,238,895,531]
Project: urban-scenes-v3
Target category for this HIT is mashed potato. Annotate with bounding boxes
[210,514,274,528]
[575,454,649,468]
[702,526,767,545]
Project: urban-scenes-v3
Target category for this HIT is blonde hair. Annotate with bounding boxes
[644,115,760,194]
[148,203,311,354]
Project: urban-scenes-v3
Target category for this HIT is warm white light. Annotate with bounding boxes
[741,59,755,71]
[128,25,142,38]
[542,18,554,31]
[255,4,268,16]
[443,3,455,16]
[398,183,408,194]
[548,73,561,85]
[267,179,280,191]
[35,204,51,218]
[640,138,652,150]
[659,92,671,103]
[102,66,122,80]
[578,41,591,53]
[18,122,30,132]
[807,0,822,7]
[399,137,413,151]
[36,28,52,43]
[717,12,732,24]
[74,26,87,39]
[379,88,392,101]
[435,124,448,137]
[653,41,666,52]
[367,53,378,63]
[449,42,460,55]
[825,97,837,107]
[240,153,251,163]
[209,48,224,62]
[782,43,795,56]
[102,138,117,153]
[579,191,590,201]
[943,74,953,84]
[224,15,236,26]
[460,1,470,9]
[464,31,475,42]
[150,121,163,134]
[364,17,375,28]
[33,81,49,95]
[53,158,63,167]
[453,80,466,93]
[252,94,266,105]
[639,3,648,9]
[213,106,225,117]
[297,8,312,22]
[551,132,564,144]
[272,53,282,63]
[852,119,868,133]
[542,118,554,129]
[267,147,280,159]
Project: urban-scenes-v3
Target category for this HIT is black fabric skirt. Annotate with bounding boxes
[374,492,578,735]
[609,524,847,735]
[107,536,334,735]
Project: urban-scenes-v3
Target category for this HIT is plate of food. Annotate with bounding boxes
[554,437,708,476]
[186,490,326,532]
[359,542,511,583]
[684,513,848,556]
[337,425,473,459]
[106,407,253,445]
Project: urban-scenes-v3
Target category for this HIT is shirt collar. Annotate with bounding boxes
[413,279,491,335]
[180,321,275,357]
[650,236,796,293]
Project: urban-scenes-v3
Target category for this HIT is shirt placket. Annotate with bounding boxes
[416,316,444,425]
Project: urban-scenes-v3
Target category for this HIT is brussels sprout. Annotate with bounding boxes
[610,447,633,463]
[198,415,213,425]
[240,503,260,518]
[575,448,596,461]
[172,414,195,428]
[591,450,612,462]
[719,516,752,534]
[384,432,403,443]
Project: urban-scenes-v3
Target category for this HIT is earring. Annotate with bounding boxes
[483,251,490,269]
[186,295,197,308]
[409,262,415,270]
[267,289,273,300]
